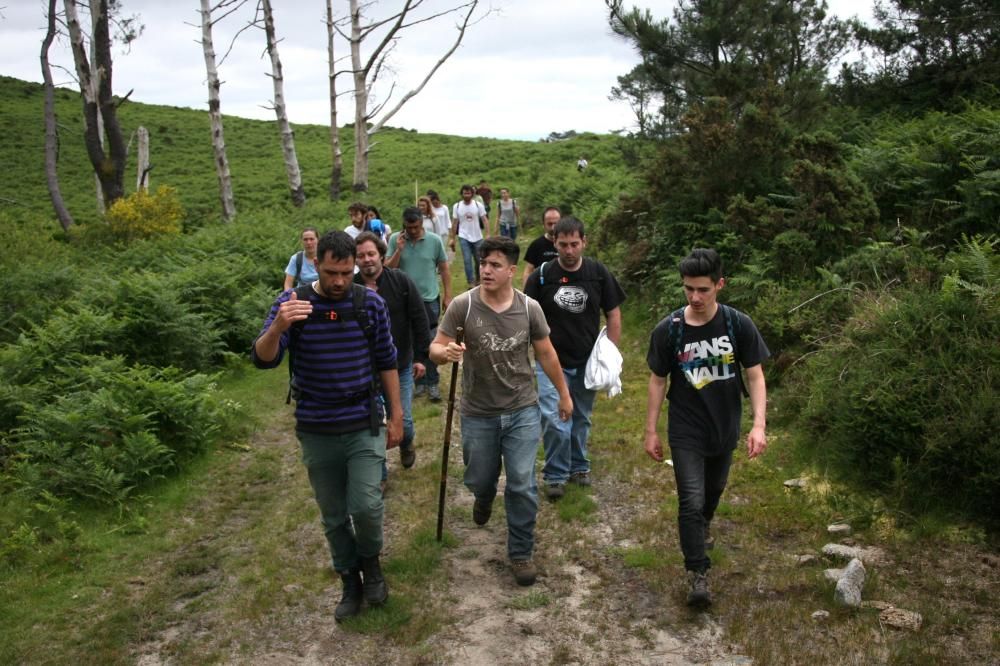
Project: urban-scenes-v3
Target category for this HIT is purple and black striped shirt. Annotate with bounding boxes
[252,284,397,434]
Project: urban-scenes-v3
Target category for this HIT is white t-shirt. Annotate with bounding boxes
[452,200,486,243]
[432,204,451,237]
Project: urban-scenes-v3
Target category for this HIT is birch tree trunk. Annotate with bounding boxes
[326,0,344,201]
[349,0,370,193]
[261,0,305,206]
[41,0,74,231]
[136,126,150,191]
[89,7,105,214]
[199,0,236,222]
[64,0,127,207]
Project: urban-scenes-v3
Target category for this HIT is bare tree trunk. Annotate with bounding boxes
[89,7,105,214]
[326,0,343,201]
[41,0,74,231]
[261,0,305,206]
[64,0,127,207]
[199,0,236,222]
[349,0,369,193]
[136,126,150,191]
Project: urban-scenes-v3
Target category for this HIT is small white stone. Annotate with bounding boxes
[811,610,830,622]
[828,523,852,536]
[783,477,809,488]
[880,608,922,631]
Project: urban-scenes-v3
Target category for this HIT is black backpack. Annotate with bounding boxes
[292,251,305,286]
[666,304,749,398]
[286,283,381,435]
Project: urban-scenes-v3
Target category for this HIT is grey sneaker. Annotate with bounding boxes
[473,496,494,526]
[687,570,711,608]
[569,471,592,486]
[511,558,537,586]
[414,384,427,397]
[428,385,442,402]
[544,482,565,500]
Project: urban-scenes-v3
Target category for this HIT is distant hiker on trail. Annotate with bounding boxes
[525,216,626,500]
[521,206,561,289]
[344,201,369,240]
[577,156,588,172]
[283,226,319,290]
[644,248,770,608]
[417,195,446,237]
[355,231,430,489]
[365,205,391,243]
[251,229,402,623]
[450,184,490,287]
[427,190,452,242]
[476,179,493,217]
[386,206,453,403]
[430,236,572,587]
[495,188,520,241]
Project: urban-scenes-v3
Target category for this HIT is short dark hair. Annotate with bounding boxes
[355,231,387,259]
[479,235,520,265]
[553,216,585,239]
[460,184,475,195]
[426,189,440,200]
[348,201,367,215]
[317,229,357,263]
[678,248,723,282]
[542,206,561,219]
[402,206,422,223]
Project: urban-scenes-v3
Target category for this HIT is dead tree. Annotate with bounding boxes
[339,0,483,192]
[197,0,242,222]
[326,0,344,201]
[64,0,129,207]
[41,0,74,231]
[259,0,305,206]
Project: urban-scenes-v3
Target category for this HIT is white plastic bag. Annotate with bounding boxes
[584,326,623,397]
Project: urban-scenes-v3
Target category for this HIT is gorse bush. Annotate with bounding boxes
[794,238,1000,523]
[104,186,184,241]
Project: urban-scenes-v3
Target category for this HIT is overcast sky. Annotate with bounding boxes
[0,0,871,141]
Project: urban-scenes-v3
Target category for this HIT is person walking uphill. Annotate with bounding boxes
[450,184,490,287]
[430,236,572,587]
[525,216,626,500]
[251,230,403,623]
[644,248,769,608]
[283,227,319,290]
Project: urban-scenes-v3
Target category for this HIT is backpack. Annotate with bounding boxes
[286,283,382,435]
[293,251,304,286]
[666,304,749,398]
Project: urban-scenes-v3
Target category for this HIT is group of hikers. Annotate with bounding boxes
[252,186,770,623]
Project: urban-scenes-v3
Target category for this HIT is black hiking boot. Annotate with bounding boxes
[400,444,416,469]
[360,555,388,606]
[686,570,711,608]
[473,496,494,526]
[334,569,363,622]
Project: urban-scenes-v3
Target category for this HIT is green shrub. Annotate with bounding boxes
[794,239,1000,521]
[104,186,184,241]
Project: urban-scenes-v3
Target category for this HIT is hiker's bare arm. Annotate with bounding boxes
[253,293,312,363]
[532,337,572,421]
[644,372,668,462]
[521,262,536,290]
[380,368,403,449]
[283,274,294,290]
[438,260,452,308]
[384,234,403,268]
[605,307,622,345]
[430,331,464,365]
[745,364,767,459]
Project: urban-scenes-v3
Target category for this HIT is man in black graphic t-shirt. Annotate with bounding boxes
[644,248,769,608]
[521,206,561,289]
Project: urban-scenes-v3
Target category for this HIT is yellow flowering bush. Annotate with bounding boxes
[105,186,183,240]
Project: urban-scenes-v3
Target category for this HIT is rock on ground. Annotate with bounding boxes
[834,558,866,607]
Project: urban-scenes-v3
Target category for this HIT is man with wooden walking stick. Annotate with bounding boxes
[431,236,571,587]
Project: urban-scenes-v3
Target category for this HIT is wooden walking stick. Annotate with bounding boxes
[436,327,464,542]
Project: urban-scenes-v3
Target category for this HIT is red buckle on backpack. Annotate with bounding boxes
[326,311,338,321]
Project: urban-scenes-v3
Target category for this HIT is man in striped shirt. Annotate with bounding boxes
[252,229,402,623]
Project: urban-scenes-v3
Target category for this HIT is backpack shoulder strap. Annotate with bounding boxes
[667,307,686,369]
[293,251,304,285]
[539,260,551,285]
[464,286,480,328]
[720,304,749,398]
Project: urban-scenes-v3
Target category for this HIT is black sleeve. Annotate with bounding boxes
[405,273,431,363]
[646,317,674,377]
[524,270,540,299]
[736,311,770,369]
[598,262,627,313]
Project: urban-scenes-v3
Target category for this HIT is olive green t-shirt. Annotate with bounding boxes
[439,287,549,417]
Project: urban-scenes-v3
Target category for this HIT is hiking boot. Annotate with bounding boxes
[544,482,566,500]
[686,570,711,608]
[704,525,715,551]
[511,558,537,586]
[473,496,494,526]
[334,569,363,622]
[428,385,442,402]
[400,444,416,469]
[569,471,592,487]
[414,384,427,397]
[360,555,388,606]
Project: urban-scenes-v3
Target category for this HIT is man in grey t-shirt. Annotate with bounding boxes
[431,236,571,588]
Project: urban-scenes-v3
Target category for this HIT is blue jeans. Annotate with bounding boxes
[297,428,386,572]
[671,446,733,573]
[536,364,597,484]
[461,405,541,560]
[382,363,415,481]
[458,237,482,286]
[418,299,441,388]
[500,224,517,241]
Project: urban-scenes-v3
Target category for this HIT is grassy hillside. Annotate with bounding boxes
[0,75,632,230]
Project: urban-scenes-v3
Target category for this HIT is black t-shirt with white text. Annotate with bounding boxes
[647,306,769,455]
[525,257,626,368]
